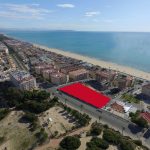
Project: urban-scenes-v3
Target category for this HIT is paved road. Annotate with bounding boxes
[47,85,150,148]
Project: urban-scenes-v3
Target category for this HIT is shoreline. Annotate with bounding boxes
[34,44,150,81]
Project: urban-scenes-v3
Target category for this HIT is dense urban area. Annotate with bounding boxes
[0,33,150,150]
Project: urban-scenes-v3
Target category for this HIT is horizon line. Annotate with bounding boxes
[1,28,150,33]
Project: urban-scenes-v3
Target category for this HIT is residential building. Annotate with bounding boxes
[111,101,132,113]
[42,68,57,80]
[0,42,8,54]
[10,70,36,90]
[34,64,53,75]
[60,66,82,74]
[111,102,125,113]
[140,112,150,123]
[114,75,133,89]
[69,69,89,81]
[50,72,67,85]
[142,83,150,97]
[96,70,116,82]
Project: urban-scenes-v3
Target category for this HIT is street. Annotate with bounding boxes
[47,85,150,148]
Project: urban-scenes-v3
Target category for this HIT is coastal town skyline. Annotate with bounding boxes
[0,0,150,32]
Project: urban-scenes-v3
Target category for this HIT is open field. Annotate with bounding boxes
[0,111,37,150]
[39,106,75,137]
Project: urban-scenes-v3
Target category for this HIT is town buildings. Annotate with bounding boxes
[96,70,116,82]
[35,64,54,75]
[140,112,150,124]
[50,72,67,85]
[111,101,132,113]
[42,68,57,80]
[114,75,133,89]
[69,68,89,81]
[0,42,9,54]
[142,83,150,97]
[10,70,36,90]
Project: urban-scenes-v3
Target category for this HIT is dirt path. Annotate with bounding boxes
[35,124,91,150]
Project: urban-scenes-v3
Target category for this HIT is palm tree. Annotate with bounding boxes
[98,116,101,123]
[122,126,125,135]
[64,99,67,105]
[80,104,83,113]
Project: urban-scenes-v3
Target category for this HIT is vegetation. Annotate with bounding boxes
[59,136,81,150]
[87,122,103,136]
[103,129,121,145]
[1,87,56,114]
[129,111,148,128]
[0,109,10,121]
[102,128,137,150]
[35,128,48,144]
[86,137,109,150]
[63,105,91,127]
[120,139,136,150]
[22,112,38,123]
[0,136,5,144]
[122,94,140,104]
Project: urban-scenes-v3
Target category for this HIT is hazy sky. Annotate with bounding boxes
[0,0,150,31]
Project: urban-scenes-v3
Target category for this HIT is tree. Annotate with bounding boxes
[80,104,83,112]
[103,129,121,145]
[91,137,109,149]
[35,128,48,144]
[134,117,148,128]
[0,109,10,121]
[90,126,102,136]
[22,112,38,123]
[60,136,81,150]
[122,126,125,135]
[120,139,136,150]
[98,116,101,123]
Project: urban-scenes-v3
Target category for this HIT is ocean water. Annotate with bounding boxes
[2,30,150,72]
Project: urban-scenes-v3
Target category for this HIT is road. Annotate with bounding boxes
[47,85,150,148]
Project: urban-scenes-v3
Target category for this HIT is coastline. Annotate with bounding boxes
[34,44,150,81]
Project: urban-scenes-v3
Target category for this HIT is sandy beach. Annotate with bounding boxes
[34,44,150,81]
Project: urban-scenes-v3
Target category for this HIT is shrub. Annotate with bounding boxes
[120,139,136,150]
[22,112,38,123]
[103,129,121,145]
[60,136,81,150]
[0,109,10,120]
[90,126,102,136]
[133,140,142,146]
[91,137,109,149]
[35,128,48,144]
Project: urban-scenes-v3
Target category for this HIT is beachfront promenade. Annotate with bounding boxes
[35,44,150,81]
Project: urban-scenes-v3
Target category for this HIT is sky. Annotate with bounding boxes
[0,0,150,31]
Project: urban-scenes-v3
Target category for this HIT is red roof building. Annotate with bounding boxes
[59,83,110,108]
[140,112,150,123]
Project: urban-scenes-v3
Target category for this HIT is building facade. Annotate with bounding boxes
[96,70,116,82]
[10,70,36,90]
[50,72,67,85]
[69,69,89,81]
[142,83,150,97]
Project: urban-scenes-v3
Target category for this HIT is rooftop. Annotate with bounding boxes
[10,70,35,83]
[141,112,150,123]
[51,72,66,78]
[59,83,110,108]
[69,68,88,76]
[143,83,150,89]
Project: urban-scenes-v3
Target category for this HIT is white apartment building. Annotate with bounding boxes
[10,70,36,90]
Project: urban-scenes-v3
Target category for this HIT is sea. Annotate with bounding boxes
[1,30,150,73]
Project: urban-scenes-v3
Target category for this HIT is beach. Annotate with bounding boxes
[34,44,150,81]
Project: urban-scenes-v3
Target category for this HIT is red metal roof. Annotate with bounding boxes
[59,82,111,108]
[141,112,150,123]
